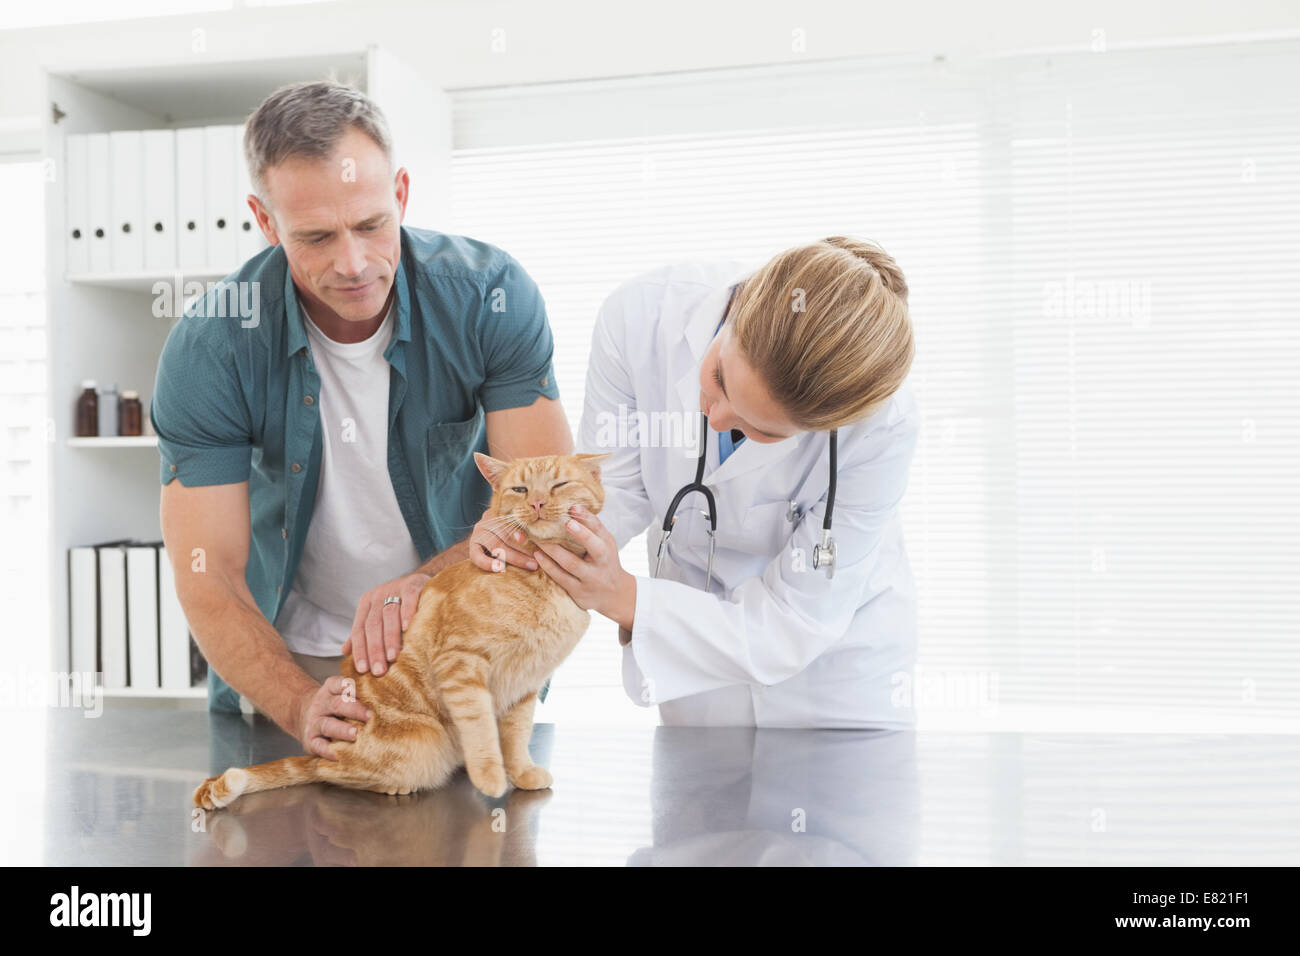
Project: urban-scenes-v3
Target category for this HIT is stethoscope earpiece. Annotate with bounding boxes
[653,412,719,594]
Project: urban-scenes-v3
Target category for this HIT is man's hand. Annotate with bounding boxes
[296,675,373,760]
[340,571,431,676]
[468,507,539,574]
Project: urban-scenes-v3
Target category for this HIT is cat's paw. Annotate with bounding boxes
[508,764,553,791]
[192,768,247,810]
[468,762,508,799]
[192,778,217,810]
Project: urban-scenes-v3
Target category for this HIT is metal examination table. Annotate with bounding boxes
[31,707,1300,865]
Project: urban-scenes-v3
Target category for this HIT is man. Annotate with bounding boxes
[152,81,571,761]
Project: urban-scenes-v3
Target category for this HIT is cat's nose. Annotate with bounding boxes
[530,500,546,516]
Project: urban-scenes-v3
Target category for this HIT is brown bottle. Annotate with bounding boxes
[74,380,98,437]
[119,390,143,436]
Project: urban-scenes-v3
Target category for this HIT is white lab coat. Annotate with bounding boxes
[577,260,921,729]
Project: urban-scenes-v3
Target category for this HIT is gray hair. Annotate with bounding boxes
[243,80,394,206]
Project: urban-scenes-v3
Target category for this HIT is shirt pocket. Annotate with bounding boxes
[425,405,485,487]
[716,498,795,556]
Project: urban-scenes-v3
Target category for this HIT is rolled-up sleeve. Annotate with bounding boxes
[151,321,252,487]
[477,255,563,413]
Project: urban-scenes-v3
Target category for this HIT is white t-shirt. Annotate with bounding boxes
[276,294,421,657]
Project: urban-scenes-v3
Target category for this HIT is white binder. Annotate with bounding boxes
[158,545,192,690]
[126,543,160,689]
[142,129,177,271]
[176,127,207,268]
[65,134,89,275]
[68,545,98,676]
[204,124,237,267]
[86,132,112,273]
[233,123,267,262]
[109,130,145,273]
[97,542,128,689]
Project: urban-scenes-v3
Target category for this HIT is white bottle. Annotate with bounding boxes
[98,383,119,437]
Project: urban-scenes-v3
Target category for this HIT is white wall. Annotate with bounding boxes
[2,0,1299,150]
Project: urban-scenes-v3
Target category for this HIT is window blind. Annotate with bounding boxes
[446,39,1300,730]
[0,160,51,709]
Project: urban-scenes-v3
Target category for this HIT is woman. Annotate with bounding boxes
[475,237,919,729]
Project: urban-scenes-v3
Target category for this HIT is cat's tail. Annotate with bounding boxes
[193,755,321,810]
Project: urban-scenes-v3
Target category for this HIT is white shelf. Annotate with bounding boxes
[67,267,236,293]
[56,51,369,126]
[101,686,207,699]
[66,436,158,448]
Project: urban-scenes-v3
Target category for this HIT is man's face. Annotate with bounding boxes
[252,125,409,325]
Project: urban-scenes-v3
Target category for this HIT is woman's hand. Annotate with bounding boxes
[534,504,637,631]
[468,507,539,573]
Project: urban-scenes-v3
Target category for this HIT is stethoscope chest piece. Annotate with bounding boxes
[813,528,836,579]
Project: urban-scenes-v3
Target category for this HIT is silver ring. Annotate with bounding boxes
[383,595,401,607]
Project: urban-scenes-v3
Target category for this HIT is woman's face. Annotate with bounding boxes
[697,320,799,444]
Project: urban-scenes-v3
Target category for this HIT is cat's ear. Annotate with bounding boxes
[474,452,510,488]
[573,452,611,482]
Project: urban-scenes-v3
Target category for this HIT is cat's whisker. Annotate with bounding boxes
[484,515,528,534]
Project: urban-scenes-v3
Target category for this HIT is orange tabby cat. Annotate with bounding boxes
[193,451,610,809]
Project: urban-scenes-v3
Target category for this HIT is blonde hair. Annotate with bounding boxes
[728,236,914,431]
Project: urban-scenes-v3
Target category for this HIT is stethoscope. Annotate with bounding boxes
[652,411,838,593]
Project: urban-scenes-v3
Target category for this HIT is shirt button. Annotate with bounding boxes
[291,463,302,473]
[281,527,288,539]
[303,395,314,406]
[277,585,282,594]
[169,464,177,473]
[540,377,548,386]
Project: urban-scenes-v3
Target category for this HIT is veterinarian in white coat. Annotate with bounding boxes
[524,237,921,729]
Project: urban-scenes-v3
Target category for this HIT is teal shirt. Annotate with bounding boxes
[150,225,561,712]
